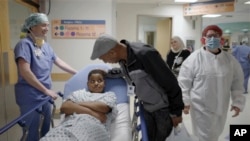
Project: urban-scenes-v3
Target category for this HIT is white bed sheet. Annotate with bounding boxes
[110,103,132,141]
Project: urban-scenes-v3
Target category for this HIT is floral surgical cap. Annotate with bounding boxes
[21,13,49,33]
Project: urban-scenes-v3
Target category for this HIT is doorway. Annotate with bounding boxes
[137,15,172,59]
[0,0,33,140]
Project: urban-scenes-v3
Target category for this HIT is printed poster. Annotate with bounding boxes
[51,20,105,39]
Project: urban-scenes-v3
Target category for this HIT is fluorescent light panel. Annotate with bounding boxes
[202,14,222,18]
[175,0,198,2]
[245,1,250,4]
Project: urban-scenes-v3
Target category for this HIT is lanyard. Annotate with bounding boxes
[172,50,182,70]
[119,60,134,86]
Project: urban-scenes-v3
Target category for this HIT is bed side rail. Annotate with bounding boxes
[0,92,62,135]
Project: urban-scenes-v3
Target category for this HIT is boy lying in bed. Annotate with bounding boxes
[40,69,117,141]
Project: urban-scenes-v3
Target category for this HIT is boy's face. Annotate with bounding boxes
[87,73,105,93]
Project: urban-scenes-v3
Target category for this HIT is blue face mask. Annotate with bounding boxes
[205,37,220,50]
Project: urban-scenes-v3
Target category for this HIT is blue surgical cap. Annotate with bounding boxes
[21,13,49,33]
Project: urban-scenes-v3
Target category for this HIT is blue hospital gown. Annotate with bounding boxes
[40,89,117,141]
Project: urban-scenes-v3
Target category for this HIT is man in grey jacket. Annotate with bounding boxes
[90,34,184,141]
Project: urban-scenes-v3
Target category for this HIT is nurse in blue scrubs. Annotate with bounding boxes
[14,13,77,141]
[232,42,250,94]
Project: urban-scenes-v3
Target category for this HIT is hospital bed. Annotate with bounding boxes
[0,63,148,141]
[62,63,148,141]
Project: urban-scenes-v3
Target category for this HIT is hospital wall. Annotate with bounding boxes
[47,0,116,110]
[3,0,244,140]
[49,1,202,112]
[116,3,203,49]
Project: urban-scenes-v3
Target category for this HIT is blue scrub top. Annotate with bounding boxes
[14,36,56,106]
[232,45,250,69]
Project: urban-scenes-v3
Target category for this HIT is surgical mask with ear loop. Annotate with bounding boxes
[34,37,45,47]
[28,29,45,48]
[205,37,221,50]
[28,29,44,58]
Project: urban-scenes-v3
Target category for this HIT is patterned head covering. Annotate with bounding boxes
[21,13,49,32]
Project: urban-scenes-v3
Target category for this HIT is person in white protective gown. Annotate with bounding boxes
[40,69,117,141]
[178,25,246,141]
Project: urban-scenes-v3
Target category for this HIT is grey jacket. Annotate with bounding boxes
[121,40,184,116]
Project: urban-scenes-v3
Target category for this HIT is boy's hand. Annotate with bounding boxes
[91,111,107,123]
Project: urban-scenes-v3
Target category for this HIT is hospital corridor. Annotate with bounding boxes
[182,93,250,141]
[51,91,250,141]
[1,0,250,141]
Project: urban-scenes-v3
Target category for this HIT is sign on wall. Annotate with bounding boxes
[51,20,105,39]
[186,39,195,53]
[183,0,235,16]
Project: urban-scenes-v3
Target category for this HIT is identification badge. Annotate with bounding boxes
[34,48,43,58]
[127,85,135,96]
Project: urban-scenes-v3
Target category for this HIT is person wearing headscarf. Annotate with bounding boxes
[14,13,77,141]
[166,36,190,77]
[178,25,246,141]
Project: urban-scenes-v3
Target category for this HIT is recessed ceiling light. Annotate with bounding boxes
[202,14,222,18]
[175,0,198,3]
[245,1,250,4]
[242,29,249,32]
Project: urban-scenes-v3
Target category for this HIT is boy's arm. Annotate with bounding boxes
[60,100,107,123]
[78,92,116,114]
[60,100,94,115]
[78,101,111,113]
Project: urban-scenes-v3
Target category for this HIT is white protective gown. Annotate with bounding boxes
[178,47,246,141]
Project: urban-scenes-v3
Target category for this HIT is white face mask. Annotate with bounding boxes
[34,37,45,47]
[205,37,221,50]
[29,30,45,48]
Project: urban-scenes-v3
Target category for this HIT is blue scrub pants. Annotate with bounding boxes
[19,102,51,141]
[143,107,173,141]
[242,67,250,93]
